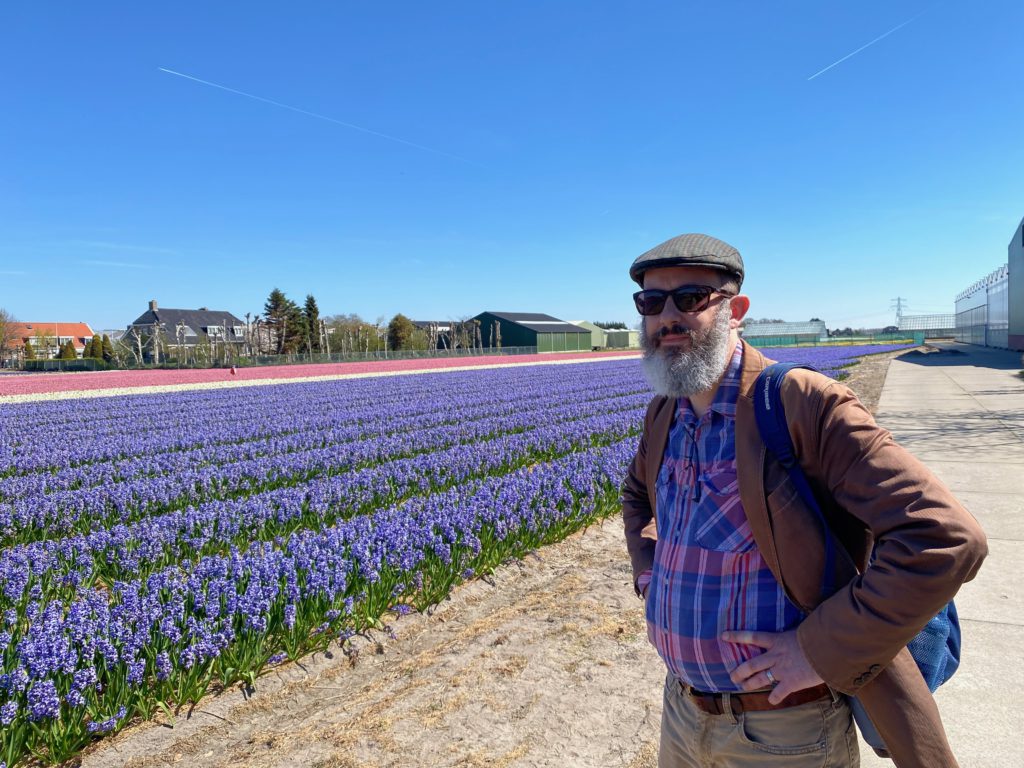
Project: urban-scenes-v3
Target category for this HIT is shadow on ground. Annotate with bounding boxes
[895,343,1023,371]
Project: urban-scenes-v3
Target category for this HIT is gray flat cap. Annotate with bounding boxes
[629,233,744,287]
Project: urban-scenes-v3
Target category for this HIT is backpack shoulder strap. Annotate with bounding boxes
[753,362,837,596]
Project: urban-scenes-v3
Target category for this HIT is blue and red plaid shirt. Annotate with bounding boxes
[641,342,804,692]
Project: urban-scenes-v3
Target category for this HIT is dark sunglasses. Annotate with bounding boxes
[632,285,735,316]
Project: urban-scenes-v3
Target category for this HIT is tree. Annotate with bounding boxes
[34,329,56,359]
[0,308,17,362]
[83,339,94,358]
[263,288,305,354]
[387,314,417,351]
[594,321,628,330]
[303,295,321,353]
[90,334,103,358]
[101,334,115,363]
[59,340,77,360]
[23,340,35,360]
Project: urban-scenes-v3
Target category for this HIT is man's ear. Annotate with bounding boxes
[729,295,750,329]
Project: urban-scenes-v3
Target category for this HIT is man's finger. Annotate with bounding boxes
[767,679,795,706]
[721,630,775,649]
[728,654,773,686]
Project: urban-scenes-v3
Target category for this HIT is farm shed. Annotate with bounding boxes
[741,320,827,347]
[473,312,591,352]
[567,321,607,349]
[605,329,640,349]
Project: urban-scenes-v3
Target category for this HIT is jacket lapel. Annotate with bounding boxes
[735,342,787,591]
[645,396,673,515]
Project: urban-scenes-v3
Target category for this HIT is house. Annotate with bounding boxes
[6,322,95,360]
[127,300,247,350]
[472,312,591,352]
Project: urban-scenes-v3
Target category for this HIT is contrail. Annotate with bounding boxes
[157,67,477,165]
[807,6,934,81]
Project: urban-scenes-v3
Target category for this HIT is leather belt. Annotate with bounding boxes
[680,682,833,716]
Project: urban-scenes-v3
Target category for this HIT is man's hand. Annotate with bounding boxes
[721,630,824,706]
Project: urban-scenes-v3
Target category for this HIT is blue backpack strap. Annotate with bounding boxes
[753,362,837,598]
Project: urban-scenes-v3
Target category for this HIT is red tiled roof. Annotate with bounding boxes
[9,323,96,350]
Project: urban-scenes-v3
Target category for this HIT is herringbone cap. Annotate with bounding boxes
[629,233,744,287]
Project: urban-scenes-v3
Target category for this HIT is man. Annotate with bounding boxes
[621,233,987,768]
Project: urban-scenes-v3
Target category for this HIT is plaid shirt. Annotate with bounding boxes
[642,342,804,692]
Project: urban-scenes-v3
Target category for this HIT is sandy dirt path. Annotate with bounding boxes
[76,348,904,768]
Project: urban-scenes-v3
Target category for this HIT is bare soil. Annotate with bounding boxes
[77,353,898,768]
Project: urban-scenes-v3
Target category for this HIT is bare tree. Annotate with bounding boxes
[122,326,145,366]
[0,308,18,366]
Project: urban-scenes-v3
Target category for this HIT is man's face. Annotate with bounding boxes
[637,266,743,398]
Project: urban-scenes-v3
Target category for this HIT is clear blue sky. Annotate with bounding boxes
[2,1,1022,331]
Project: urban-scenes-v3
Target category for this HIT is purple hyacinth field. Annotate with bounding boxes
[0,344,908,766]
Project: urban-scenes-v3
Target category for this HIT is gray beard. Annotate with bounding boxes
[640,302,733,399]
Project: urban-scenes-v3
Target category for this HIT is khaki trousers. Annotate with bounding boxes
[659,675,860,768]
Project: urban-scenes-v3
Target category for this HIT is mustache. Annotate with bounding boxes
[654,324,693,340]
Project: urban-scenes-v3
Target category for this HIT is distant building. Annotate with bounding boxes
[568,321,607,349]
[1011,215,1024,351]
[127,300,247,350]
[956,265,1010,348]
[411,320,456,350]
[740,320,827,346]
[956,215,1024,351]
[605,328,640,349]
[6,322,95,360]
[472,312,591,352]
[898,314,956,338]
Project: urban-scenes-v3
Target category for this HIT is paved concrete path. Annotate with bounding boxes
[860,342,1023,768]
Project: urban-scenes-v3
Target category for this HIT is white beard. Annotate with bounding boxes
[640,301,734,398]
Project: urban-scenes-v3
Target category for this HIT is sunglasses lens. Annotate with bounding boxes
[672,290,709,312]
[634,291,667,315]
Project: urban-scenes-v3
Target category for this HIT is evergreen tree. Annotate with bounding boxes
[263,288,305,354]
[101,334,115,363]
[91,334,103,358]
[24,341,35,360]
[83,339,94,358]
[303,294,321,353]
[59,340,77,360]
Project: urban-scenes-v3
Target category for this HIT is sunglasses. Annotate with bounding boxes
[632,285,735,316]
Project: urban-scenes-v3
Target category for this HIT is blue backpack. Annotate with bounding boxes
[753,362,961,752]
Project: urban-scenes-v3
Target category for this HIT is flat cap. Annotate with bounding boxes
[629,233,744,287]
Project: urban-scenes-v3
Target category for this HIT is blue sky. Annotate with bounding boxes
[2,1,1022,331]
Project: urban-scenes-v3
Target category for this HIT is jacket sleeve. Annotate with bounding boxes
[788,374,988,693]
[622,398,660,595]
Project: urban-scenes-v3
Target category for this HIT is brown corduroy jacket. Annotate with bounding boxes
[622,342,988,768]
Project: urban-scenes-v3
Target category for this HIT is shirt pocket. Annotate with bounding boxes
[693,468,755,553]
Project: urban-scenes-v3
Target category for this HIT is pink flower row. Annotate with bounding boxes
[0,351,638,397]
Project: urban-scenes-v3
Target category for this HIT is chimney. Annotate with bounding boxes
[149,299,158,312]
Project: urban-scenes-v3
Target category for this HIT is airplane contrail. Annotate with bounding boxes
[807,6,934,81]
[157,67,478,165]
